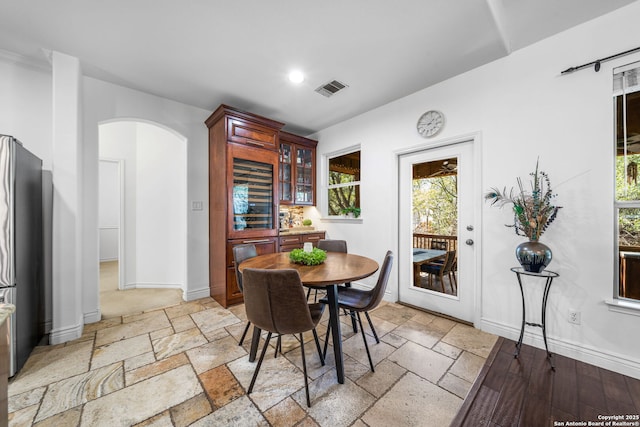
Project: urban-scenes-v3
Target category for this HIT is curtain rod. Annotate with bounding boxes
[561,46,640,75]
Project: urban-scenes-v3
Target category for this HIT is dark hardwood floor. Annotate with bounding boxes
[452,337,640,427]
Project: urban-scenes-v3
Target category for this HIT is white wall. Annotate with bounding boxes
[99,121,187,290]
[310,2,640,378]
[83,80,210,327]
[98,160,120,261]
[135,122,186,289]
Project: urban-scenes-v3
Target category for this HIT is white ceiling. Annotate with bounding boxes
[0,0,635,135]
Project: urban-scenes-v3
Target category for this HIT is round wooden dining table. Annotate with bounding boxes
[238,251,379,384]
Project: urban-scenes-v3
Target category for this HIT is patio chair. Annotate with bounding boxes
[422,250,457,293]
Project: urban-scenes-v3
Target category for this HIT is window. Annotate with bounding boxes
[327,149,360,216]
[614,62,640,303]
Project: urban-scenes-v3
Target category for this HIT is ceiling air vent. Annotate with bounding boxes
[315,80,348,97]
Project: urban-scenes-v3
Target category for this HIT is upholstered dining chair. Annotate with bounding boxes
[306,239,349,302]
[232,244,258,346]
[422,250,457,293]
[242,268,325,407]
[322,250,394,372]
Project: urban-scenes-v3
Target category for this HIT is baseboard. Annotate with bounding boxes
[184,286,211,301]
[83,308,101,324]
[132,282,183,290]
[480,317,640,380]
[49,321,83,345]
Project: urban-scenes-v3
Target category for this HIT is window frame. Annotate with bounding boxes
[611,61,640,311]
[323,145,361,220]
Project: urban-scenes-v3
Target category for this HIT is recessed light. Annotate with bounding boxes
[288,70,304,84]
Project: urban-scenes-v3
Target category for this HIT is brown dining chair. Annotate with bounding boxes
[323,250,394,372]
[232,244,258,346]
[242,268,325,407]
[306,239,349,302]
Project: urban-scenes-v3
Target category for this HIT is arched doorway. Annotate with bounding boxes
[98,120,187,318]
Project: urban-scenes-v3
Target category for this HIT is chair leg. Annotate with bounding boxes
[248,332,272,394]
[439,273,445,293]
[306,287,312,301]
[357,312,375,372]
[364,312,380,344]
[322,323,331,359]
[312,328,325,366]
[274,335,282,358]
[239,321,251,346]
[300,333,311,407]
[344,282,357,332]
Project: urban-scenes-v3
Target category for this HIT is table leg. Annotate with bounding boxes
[248,325,261,363]
[326,284,344,384]
[541,277,555,370]
[515,272,526,358]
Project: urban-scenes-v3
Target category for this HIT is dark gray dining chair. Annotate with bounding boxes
[323,250,394,372]
[306,239,349,302]
[242,268,325,407]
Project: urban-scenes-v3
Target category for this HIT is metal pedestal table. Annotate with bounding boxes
[511,267,559,370]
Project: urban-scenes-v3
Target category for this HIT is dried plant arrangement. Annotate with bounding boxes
[485,160,561,241]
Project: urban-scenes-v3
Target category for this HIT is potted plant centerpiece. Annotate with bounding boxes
[485,160,561,273]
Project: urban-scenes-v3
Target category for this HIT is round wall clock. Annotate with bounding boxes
[417,110,444,138]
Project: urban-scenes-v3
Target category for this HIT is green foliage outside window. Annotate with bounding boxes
[412,175,457,236]
[617,154,640,247]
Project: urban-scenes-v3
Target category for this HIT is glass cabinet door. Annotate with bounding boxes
[279,143,293,203]
[295,146,314,204]
[232,157,274,232]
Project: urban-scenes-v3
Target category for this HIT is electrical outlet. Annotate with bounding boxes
[568,309,581,325]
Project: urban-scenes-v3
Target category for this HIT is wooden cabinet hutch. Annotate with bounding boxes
[206,105,320,307]
[279,131,317,206]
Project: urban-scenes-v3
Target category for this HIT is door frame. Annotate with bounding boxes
[99,158,126,291]
[394,132,483,325]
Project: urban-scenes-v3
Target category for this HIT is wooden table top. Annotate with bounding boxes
[238,252,379,286]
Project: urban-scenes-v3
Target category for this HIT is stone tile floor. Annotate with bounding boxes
[8,297,498,426]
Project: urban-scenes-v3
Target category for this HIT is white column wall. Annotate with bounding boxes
[50,51,83,343]
[310,2,640,378]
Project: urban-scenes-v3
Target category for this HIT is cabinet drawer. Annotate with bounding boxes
[227,238,278,267]
[227,117,278,150]
[302,233,324,246]
[279,235,302,246]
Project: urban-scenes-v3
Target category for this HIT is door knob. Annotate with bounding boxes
[465,239,474,246]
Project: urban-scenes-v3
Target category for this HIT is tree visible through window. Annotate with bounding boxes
[328,150,360,216]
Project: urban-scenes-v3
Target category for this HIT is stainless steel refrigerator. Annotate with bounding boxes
[0,135,43,377]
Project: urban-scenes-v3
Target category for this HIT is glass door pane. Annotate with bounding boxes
[232,158,273,231]
[411,158,458,295]
[279,143,292,203]
[295,147,313,203]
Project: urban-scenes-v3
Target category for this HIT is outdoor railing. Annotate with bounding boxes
[413,233,458,253]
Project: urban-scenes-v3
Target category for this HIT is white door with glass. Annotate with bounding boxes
[398,140,477,323]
